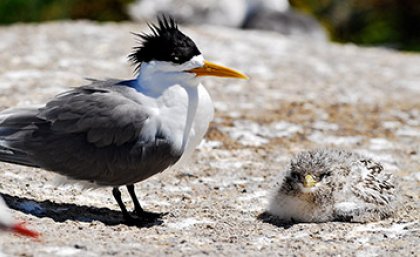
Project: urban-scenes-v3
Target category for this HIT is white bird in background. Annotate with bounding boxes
[0,196,39,238]
[267,149,398,223]
[0,16,247,224]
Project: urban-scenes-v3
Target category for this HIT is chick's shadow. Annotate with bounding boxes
[257,212,296,229]
[1,193,163,228]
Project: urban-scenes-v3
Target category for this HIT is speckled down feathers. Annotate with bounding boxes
[268,149,398,223]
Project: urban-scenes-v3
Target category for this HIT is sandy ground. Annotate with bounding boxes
[0,21,419,256]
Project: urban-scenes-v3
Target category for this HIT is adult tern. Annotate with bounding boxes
[0,17,247,223]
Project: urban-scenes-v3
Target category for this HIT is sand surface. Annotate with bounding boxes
[0,22,419,256]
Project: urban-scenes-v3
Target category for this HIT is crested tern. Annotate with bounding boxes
[0,17,247,223]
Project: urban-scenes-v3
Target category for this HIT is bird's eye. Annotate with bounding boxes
[290,172,300,180]
[319,172,332,180]
[171,53,180,61]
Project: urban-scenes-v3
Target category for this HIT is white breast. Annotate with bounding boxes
[177,84,214,164]
[154,84,190,154]
[148,82,213,163]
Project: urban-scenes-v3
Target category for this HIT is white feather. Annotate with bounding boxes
[135,54,214,162]
[0,196,14,228]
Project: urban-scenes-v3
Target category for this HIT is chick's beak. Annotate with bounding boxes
[187,60,248,79]
[304,174,317,188]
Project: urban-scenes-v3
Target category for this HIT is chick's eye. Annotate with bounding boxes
[290,172,299,180]
[320,172,332,180]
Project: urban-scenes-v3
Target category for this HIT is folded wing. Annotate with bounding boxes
[0,80,181,186]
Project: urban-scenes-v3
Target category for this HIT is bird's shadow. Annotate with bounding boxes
[1,193,163,228]
[257,212,363,227]
[257,212,296,229]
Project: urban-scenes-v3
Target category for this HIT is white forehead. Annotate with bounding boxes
[183,55,205,69]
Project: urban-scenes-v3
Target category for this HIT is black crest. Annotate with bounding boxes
[129,16,201,70]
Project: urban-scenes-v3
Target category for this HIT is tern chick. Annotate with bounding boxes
[267,149,398,223]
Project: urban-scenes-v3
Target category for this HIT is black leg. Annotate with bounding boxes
[126,184,144,216]
[112,186,165,225]
[125,184,167,220]
[112,187,133,221]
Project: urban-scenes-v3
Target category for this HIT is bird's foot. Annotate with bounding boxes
[133,209,168,220]
[121,210,167,226]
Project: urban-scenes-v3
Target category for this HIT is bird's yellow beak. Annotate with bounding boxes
[187,60,248,79]
[304,174,317,188]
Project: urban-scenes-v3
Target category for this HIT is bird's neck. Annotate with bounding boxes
[134,63,202,153]
[135,63,198,97]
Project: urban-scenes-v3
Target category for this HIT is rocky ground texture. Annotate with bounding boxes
[0,22,419,256]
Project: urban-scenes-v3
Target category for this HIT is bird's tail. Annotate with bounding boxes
[0,107,42,168]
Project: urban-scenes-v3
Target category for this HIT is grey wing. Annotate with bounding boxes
[351,159,396,205]
[40,82,149,147]
[0,80,181,186]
